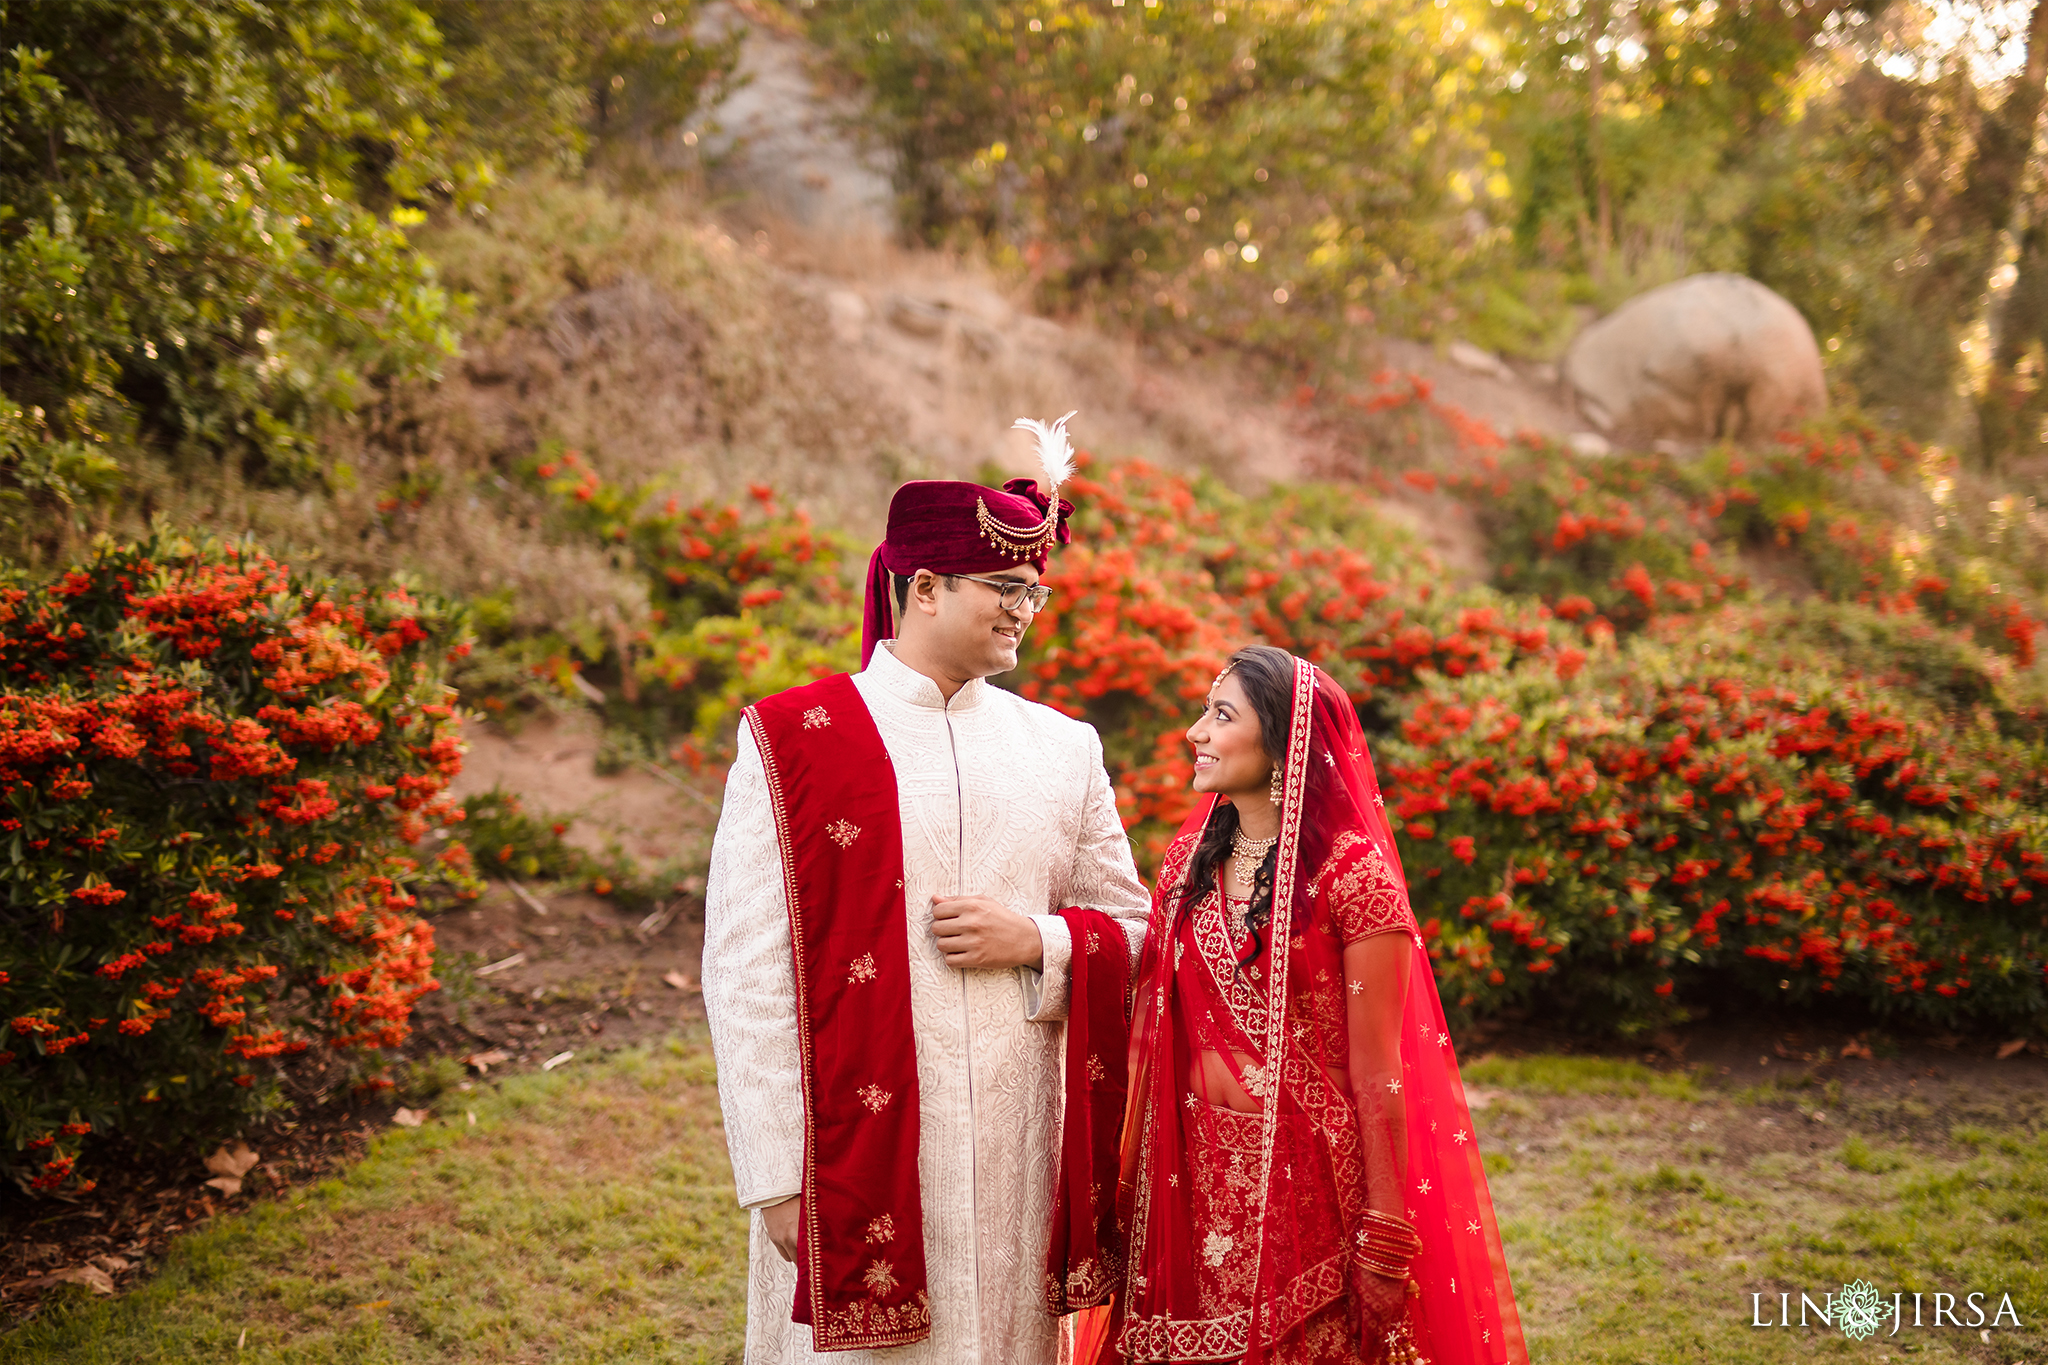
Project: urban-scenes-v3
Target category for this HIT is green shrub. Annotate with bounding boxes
[0,0,730,555]
[0,534,473,1190]
[460,787,619,892]
[468,449,865,773]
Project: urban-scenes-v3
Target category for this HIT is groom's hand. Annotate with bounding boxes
[762,1196,801,1263]
[931,895,1044,971]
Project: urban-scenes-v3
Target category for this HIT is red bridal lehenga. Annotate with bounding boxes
[1090,658,1528,1365]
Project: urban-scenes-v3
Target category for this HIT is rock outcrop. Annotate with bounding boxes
[1564,273,1827,446]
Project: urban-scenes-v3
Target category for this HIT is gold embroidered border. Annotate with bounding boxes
[1115,1253,1346,1362]
[1323,829,1421,943]
[1120,828,1202,1330]
[744,705,834,1339]
[1239,657,1316,1347]
[1192,886,1269,1050]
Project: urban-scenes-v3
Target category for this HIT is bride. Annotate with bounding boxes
[1090,646,1527,1364]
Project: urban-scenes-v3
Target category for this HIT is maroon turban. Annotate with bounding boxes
[861,477,1074,667]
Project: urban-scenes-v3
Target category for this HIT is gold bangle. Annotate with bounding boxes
[1359,1209,1419,1237]
[1361,1245,1419,1269]
[1358,1228,1421,1256]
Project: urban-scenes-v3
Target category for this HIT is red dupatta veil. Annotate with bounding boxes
[1105,657,1527,1364]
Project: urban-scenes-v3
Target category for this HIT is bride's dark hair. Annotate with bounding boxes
[1178,645,1296,966]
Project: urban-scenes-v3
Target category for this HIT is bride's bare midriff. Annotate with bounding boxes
[1190,1049,1352,1114]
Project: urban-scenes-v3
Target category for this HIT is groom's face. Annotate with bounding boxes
[914,566,1041,678]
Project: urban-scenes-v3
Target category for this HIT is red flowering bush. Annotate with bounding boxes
[0,536,474,1190]
[489,430,2047,1035]
[487,449,860,770]
[1020,458,1573,863]
[1461,420,2046,664]
[1381,603,2048,1032]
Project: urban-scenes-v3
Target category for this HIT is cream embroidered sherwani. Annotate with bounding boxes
[703,643,1150,1365]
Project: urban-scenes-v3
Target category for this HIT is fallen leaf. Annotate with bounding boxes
[202,1142,259,1194]
[30,1265,114,1295]
[352,1299,392,1311]
[475,951,527,978]
[204,1141,259,1180]
[662,970,697,991]
[1463,1087,1500,1111]
[90,1255,129,1274]
[1996,1038,2029,1059]
[541,1050,575,1071]
[463,1048,511,1073]
[636,900,678,939]
[391,1107,427,1128]
[1839,1039,1873,1060]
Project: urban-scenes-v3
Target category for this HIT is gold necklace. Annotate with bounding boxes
[1230,828,1278,883]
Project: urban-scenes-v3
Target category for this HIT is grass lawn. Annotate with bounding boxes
[4,1032,748,1363]
[1472,1056,2047,1364]
[7,1041,2042,1363]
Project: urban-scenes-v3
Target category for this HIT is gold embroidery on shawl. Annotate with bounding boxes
[802,706,831,729]
[863,1259,899,1295]
[816,1290,932,1345]
[827,818,861,849]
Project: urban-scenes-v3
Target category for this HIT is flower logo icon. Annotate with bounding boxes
[1837,1279,1886,1341]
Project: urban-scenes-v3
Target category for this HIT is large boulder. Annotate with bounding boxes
[1563,273,1827,445]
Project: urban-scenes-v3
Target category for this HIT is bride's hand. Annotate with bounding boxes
[1352,1267,1411,1341]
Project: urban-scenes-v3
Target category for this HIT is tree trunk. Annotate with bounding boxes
[1965,0,2048,241]
[1973,0,2048,460]
[1586,0,1612,275]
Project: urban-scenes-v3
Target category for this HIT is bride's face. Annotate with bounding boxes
[1186,672,1273,798]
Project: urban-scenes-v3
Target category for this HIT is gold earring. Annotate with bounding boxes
[1269,766,1283,804]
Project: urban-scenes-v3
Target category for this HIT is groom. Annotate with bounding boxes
[703,415,1149,1364]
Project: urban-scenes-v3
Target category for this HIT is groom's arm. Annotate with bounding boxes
[1022,729,1151,1022]
[701,720,805,1222]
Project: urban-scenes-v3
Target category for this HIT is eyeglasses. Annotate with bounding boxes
[951,573,1053,614]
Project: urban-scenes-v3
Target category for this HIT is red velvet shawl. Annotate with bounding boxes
[747,675,931,1350]
[747,674,1130,1351]
[1043,906,1134,1315]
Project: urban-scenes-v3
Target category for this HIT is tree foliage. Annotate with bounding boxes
[0,0,727,553]
[810,0,1493,351]
[815,0,2048,453]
